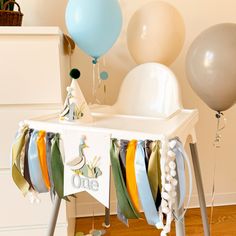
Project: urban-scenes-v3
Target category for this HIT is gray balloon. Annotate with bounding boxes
[186,23,236,112]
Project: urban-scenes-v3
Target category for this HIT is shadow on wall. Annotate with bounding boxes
[17,0,67,31]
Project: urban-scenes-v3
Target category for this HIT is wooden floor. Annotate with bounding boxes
[76,205,236,236]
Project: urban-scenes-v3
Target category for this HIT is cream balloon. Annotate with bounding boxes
[127,1,185,66]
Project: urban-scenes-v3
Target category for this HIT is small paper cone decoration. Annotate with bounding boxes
[60,69,93,122]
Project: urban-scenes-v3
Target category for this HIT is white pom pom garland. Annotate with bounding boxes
[160,138,178,236]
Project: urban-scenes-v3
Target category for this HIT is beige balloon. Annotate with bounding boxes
[127,1,185,66]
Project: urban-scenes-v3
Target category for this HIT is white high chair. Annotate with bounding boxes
[25,63,210,236]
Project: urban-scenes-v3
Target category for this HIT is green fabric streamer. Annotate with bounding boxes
[51,133,69,201]
[12,125,30,196]
[148,141,162,200]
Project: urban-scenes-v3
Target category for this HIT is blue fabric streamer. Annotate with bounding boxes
[28,130,48,193]
[135,141,163,229]
[173,140,186,209]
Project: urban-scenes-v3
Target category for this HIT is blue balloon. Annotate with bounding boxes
[65,0,122,61]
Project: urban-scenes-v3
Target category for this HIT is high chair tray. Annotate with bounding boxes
[25,105,198,141]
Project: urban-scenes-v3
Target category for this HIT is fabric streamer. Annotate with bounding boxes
[12,124,30,196]
[117,203,129,226]
[110,139,140,219]
[28,130,48,193]
[51,133,68,200]
[18,129,29,176]
[147,141,162,210]
[51,133,64,199]
[171,140,186,209]
[126,140,141,212]
[118,139,129,184]
[176,139,192,219]
[144,140,152,170]
[24,127,41,203]
[170,139,193,221]
[46,132,56,198]
[117,139,134,226]
[37,131,50,190]
[135,141,163,229]
[148,141,162,204]
[23,129,34,190]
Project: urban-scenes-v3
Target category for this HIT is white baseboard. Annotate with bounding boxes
[0,223,67,232]
[0,223,67,236]
[76,200,117,217]
[76,192,236,217]
[189,192,236,208]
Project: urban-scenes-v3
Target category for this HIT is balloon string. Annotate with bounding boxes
[92,61,102,104]
[213,112,226,148]
[210,149,217,234]
[92,63,96,101]
[103,56,106,67]
[95,62,102,104]
[210,112,227,234]
[103,82,107,105]
[97,62,101,89]
[102,57,107,104]
[92,60,108,104]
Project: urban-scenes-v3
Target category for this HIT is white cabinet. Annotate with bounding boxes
[0,27,69,104]
[0,170,67,227]
[0,27,75,236]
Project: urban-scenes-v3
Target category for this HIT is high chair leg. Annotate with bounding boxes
[104,207,110,228]
[47,194,61,236]
[190,143,210,236]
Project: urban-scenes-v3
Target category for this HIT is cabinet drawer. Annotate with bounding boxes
[0,170,67,228]
[0,35,65,104]
[0,108,60,168]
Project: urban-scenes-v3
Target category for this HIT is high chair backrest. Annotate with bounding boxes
[113,63,182,119]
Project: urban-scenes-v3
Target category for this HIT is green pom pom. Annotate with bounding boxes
[92,57,98,65]
[70,68,81,80]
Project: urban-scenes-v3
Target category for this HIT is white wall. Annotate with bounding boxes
[18,0,236,214]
